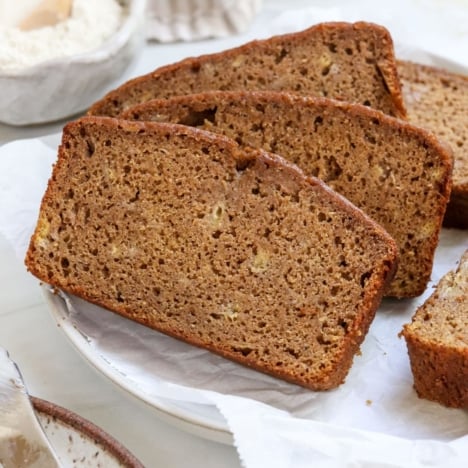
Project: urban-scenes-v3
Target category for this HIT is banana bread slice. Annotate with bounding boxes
[25,116,398,390]
[120,90,452,298]
[397,60,468,229]
[88,21,406,119]
[401,250,468,408]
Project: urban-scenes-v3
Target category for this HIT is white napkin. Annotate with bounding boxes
[145,0,263,42]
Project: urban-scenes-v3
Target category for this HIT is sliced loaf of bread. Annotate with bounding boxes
[397,60,468,229]
[25,116,398,390]
[88,22,406,119]
[401,249,468,408]
[120,90,453,298]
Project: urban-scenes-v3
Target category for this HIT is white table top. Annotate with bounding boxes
[1,1,467,467]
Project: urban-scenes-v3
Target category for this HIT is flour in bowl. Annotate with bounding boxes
[0,0,123,72]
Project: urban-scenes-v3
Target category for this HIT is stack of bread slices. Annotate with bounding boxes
[25,22,467,404]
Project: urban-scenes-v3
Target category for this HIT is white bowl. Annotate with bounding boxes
[0,0,146,126]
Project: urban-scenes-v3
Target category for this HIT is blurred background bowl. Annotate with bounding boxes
[0,0,146,126]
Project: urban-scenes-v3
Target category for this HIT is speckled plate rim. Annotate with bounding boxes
[31,396,144,468]
[43,287,234,445]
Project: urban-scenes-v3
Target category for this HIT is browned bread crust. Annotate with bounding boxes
[401,250,468,408]
[397,60,468,229]
[25,116,398,390]
[121,90,452,298]
[88,22,406,119]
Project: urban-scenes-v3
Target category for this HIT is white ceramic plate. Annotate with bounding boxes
[32,397,143,467]
[43,289,233,445]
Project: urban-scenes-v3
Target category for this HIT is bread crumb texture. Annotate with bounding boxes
[121,91,452,297]
[397,60,468,229]
[88,22,405,119]
[402,250,468,408]
[25,117,397,390]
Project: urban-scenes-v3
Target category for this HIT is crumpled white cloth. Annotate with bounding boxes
[145,0,262,42]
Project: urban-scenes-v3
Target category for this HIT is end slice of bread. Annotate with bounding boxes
[121,90,452,297]
[25,116,398,390]
[88,21,406,119]
[401,250,468,408]
[397,60,468,229]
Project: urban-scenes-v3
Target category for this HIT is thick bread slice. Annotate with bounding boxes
[88,22,406,119]
[401,250,468,408]
[121,90,452,298]
[25,117,397,390]
[397,60,468,229]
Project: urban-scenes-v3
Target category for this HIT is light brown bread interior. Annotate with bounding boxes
[397,60,468,229]
[25,117,398,390]
[121,91,452,298]
[401,250,468,408]
[88,22,406,119]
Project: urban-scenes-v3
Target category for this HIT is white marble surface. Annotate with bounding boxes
[1,1,467,467]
